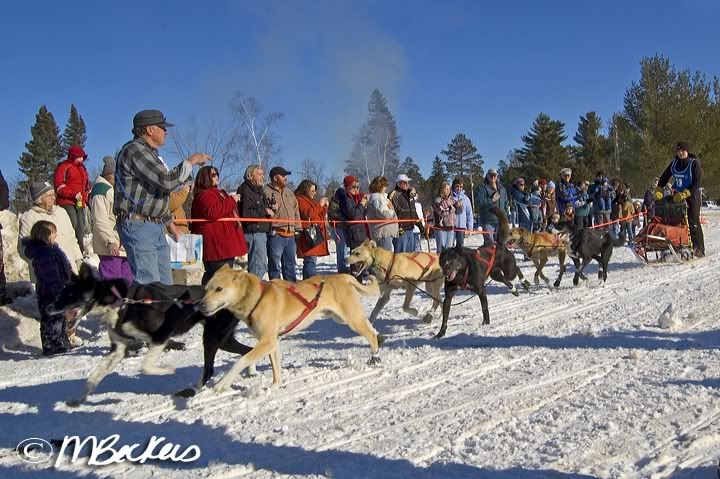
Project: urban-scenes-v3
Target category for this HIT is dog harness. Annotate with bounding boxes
[279,281,325,336]
[375,251,438,284]
[459,245,496,290]
[524,232,562,258]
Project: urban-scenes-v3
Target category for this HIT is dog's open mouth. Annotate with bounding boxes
[349,262,367,277]
[446,270,457,281]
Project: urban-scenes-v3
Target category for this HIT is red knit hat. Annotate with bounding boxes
[343,175,359,188]
[68,145,87,161]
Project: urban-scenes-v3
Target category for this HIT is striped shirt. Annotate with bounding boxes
[113,138,192,224]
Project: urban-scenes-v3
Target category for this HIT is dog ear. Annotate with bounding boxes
[369,240,377,249]
[78,262,98,281]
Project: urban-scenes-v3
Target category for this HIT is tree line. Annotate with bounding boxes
[14,54,719,215]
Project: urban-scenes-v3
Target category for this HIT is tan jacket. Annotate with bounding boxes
[169,186,191,234]
[90,175,125,257]
[264,183,300,232]
[19,205,82,274]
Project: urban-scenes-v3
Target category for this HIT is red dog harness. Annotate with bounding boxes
[279,281,324,336]
[406,252,438,280]
[459,245,496,290]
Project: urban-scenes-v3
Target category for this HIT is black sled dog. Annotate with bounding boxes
[554,221,625,287]
[437,207,529,338]
[48,264,251,405]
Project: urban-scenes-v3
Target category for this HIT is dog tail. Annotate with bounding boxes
[348,275,381,297]
[490,206,510,244]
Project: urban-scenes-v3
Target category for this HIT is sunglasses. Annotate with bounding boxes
[211,172,219,178]
[352,184,360,188]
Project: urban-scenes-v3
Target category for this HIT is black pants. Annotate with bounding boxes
[687,197,705,255]
[38,298,69,356]
[202,258,235,285]
[61,205,85,254]
[0,233,6,299]
[575,215,590,230]
[455,231,465,248]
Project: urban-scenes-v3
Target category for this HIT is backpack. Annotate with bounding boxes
[327,192,342,222]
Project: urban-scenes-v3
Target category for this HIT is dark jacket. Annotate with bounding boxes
[22,239,73,305]
[556,179,578,213]
[191,187,248,262]
[334,187,368,248]
[510,185,531,228]
[389,186,419,232]
[237,180,272,234]
[475,180,509,226]
[0,169,8,231]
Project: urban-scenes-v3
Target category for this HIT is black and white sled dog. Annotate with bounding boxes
[48,264,251,406]
[554,220,626,286]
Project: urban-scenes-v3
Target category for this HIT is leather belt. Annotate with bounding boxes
[127,213,163,224]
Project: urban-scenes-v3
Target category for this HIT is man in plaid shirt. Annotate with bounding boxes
[115,109,210,284]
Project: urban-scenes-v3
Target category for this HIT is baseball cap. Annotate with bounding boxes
[269,166,291,177]
[395,174,411,183]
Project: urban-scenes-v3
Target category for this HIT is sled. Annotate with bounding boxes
[630,200,694,264]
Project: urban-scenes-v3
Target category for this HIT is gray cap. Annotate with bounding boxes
[133,109,175,128]
[487,168,498,176]
[30,181,54,203]
[102,156,116,176]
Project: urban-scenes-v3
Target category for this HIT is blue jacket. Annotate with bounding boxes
[556,179,578,213]
[574,190,592,217]
[451,190,473,230]
[528,192,542,223]
[510,185,532,228]
[475,180,509,227]
[23,239,73,305]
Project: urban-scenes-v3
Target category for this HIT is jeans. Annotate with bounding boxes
[245,231,268,279]
[202,258,235,285]
[375,236,394,252]
[454,231,465,249]
[98,255,134,284]
[620,222,633,242]
[302,256,317,279]
[413,233,422,252]
[482,224,496,245]
[334,227,349,273]
[435,230,454,254]
[61,205,86,253]
[267,234,297,281]
[120,219,172,285]
[393,230,415,253]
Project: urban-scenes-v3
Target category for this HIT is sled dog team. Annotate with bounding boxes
[52,208,623,405]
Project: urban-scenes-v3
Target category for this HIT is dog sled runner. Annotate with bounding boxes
[630,200,694,264]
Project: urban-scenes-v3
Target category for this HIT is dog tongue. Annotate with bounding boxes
[447,271,457,281]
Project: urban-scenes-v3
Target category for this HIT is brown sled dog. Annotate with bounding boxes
[347,239,443,323]
[199,266,382,392]
[506,227,568,289]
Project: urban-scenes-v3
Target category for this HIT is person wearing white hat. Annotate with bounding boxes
[389,173,419,252]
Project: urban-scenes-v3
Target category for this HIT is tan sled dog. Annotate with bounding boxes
[347,239,443,323]
[198,266,382,392]
[506,227,568,289]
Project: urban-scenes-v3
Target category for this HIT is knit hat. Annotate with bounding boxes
[395,174,411,183]
[343,175,359,188]
[30,181,54,204]
[102,156,116,176]
[676,141,691,152]
[560,167,572,177]
[547,181,556,189]
[539,178,547,186]
[68,145,87,161]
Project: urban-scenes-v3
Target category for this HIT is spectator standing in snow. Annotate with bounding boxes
[542,181,557,227]
[574,180,592,229]
[237,164,273,279]
[510,178,532,230]
[451,178,473,248]
[475,168,509,245]
[264,166,300,282]
[114,109,211,284]
[54,145,91,253]
[0,169,10,304]
[22,221,74,356]
[295,179,330,279]
[90,156,133,283]
[528,185,543,233]
[643,177,659,225]
[432,182,456,254]
[556,168,578,216]
[366,176,398,252]
[410,188,426,252]
[389,174,419,253]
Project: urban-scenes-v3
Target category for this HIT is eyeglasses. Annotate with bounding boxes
[352,184,360,188]
[211,172,219,178]
[155,125,167,132]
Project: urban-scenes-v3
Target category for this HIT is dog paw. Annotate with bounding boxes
[522,280,531,291]
[421,312,433,324]
[175,387,198,398]
[144,365,176,376]
[367,356,381,366]
[482,319,490,325]
[404,307,419,317]
[434,330,446,339]
[214,380,232,393]
[164,340,186,351]
[66,398,83,408]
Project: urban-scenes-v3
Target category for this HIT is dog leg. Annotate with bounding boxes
[478,287,491,325]
[401,285,419,317]
[516,268,531,291]
[268,346,282,386]
[436,284,457,338]
[214,339,277,393]
[68,340,127,407]
[369,291,391,324]
[142,343,175,375]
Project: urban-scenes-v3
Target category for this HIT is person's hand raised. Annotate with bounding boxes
[188,153,212,166]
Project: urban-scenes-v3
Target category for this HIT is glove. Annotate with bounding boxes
[673,189,691,203]
[574,200,585,208]
[654,187,664,201]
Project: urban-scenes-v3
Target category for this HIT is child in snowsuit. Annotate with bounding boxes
[529,186,543,232]
[22,221,74,356]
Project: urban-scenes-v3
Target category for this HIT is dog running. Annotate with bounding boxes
[198,266,382,392]
[346,239,443,324]
[436,207,530,338]
[48,264,252,405]
[506,226,568,289]
[554,220,625,286]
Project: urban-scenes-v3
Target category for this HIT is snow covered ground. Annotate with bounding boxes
[1,214,719,478]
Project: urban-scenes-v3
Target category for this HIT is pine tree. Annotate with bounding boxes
[517,113,569,182]
[346,89,401,186]
[14,105,63,211]
[572,111,608,181]
[399,156,424,185]
[61,104,87,156]
[441,133,483,212]
[421,155,447,206]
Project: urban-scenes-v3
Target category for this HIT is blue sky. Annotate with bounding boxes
[1,0,718,186]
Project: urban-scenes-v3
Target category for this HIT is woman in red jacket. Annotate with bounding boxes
[191,166,248,284]
[295,180,329,279]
